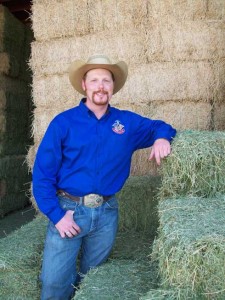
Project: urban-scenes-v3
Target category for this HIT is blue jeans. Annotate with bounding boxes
[40,195,119,300]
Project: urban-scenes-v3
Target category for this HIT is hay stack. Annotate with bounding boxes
[150,130,225,299]
[0,175,160,299]
[0,215,47,299]
[158,130,225,199]
[0,220,156,300]
[0,5,33,216]
[118,175,161,236]
[152,197,225,299]
[29,0,225,177]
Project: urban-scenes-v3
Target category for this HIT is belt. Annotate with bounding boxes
[57,190,112,208]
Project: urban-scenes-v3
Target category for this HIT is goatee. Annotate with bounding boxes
[92,90,109,105]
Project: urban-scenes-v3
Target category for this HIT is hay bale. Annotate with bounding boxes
[212,59,225,103]
[32,0,147,41]
[214,103,225,130]
[0,74,30,94]
[117,175,161,236]
[0,113,5,136]
[130,149,159,176]
[0,5,33,81]
[0,221,156,300]
[158,130,225,199]
[0,155,28,180]
[0,52,21,79]
[116,100,212,131]
[0,5,26,78]
[20,26,34,83]
[30,29,146,77]
[0,155,31,216]
[0,194,30,218]
[32,73,77,109]
[0,52,9,74]
[0,91,32,157]
[74,259,158,300]
[140,288,179,300]
[0,215,47,299]
[145,20,225,62]
[152,197,225,299]
[31,0,225,42]
[147,0,225,21]
[114,61,214,104]
[150,101,212,130]
[205,0,225,20]
[74,230,158,300]
[0,5,25,52]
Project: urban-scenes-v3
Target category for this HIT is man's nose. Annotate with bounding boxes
[98,81,104,89]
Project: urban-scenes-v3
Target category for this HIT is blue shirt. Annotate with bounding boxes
[33,99,176,224]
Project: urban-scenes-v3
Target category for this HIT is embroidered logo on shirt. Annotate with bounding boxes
[112,120,125,134]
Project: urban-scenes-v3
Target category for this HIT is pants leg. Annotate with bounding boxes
[79,196,119,276]
[40,196,87,300]
[40,221,82,300]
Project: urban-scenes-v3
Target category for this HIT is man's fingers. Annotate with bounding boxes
[55,210,81,238]
[68,224,81,237]
[154,150,161,165]
[149,141,171,165]
[65,231,73,238]
[149,148,154,160]
[59,230,66,238]
[163,145,171,157]
[73,223,81,234]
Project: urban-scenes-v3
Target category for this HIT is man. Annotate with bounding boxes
[33,54,176,299]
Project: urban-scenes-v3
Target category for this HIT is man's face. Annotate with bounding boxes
[82,68,114,106]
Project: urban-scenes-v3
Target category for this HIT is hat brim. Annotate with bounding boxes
[69,60,128,95]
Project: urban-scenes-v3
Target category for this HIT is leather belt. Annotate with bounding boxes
[57,190,112,208]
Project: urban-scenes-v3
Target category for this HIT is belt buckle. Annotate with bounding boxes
[84,194,103,208]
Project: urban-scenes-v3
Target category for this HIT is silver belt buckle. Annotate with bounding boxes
[83,194,103,208]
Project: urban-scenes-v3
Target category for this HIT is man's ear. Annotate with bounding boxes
[81,79,86,92]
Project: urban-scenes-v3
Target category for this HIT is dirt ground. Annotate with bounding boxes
[0,205,36,238]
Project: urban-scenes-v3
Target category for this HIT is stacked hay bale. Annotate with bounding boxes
[0,175,160,299]
[0,5,33,216]
[29,0,225,176]
[0,215,47,299]
[150,131,225,299]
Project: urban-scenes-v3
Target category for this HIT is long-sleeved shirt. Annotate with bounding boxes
[33,99,176,224]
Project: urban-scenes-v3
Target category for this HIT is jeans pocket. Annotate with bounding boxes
[105,196,119,209]
[48,220,59,234]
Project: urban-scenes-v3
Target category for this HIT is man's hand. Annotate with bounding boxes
[55,210,81,238]
[149,138,171,166]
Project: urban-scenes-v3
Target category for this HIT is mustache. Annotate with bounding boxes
[93,90,108,96]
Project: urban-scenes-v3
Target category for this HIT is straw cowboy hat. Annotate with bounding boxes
[68,54,128,95]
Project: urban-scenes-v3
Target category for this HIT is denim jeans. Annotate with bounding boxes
[40,195,119,300]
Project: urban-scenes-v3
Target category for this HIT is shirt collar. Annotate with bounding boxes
[79,98,111,118]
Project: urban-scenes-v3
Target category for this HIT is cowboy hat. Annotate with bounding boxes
[68,54,128,95]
